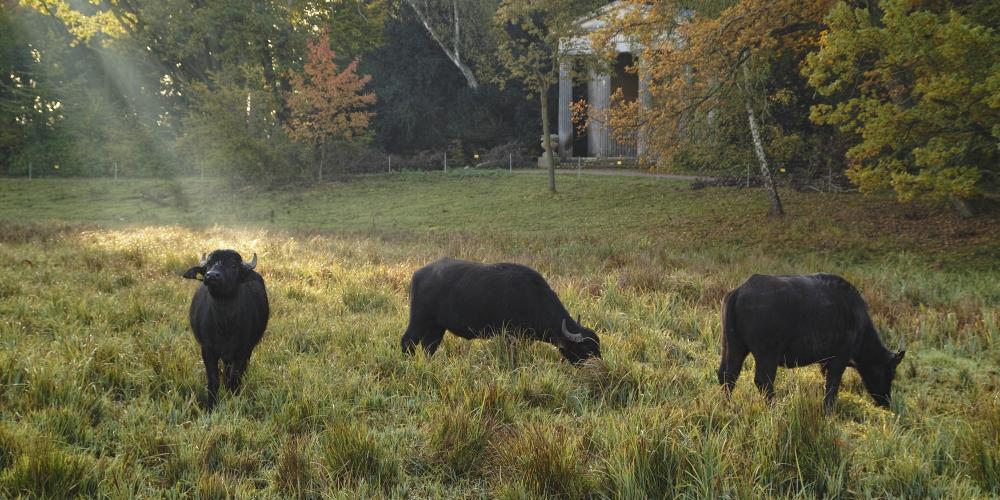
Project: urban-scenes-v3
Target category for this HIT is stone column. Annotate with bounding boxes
[588,69,610,157]
[557,60,573,158]
[637,58,653,159]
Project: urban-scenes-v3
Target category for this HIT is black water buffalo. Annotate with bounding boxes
[718,273,905,409]
[401,258,601,363]
[182,250,269,409]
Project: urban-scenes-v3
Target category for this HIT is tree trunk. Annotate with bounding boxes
[867,0,884,27]
[318,139,324,183]
[540,88,555,193]
[405,0,479,89]
[744,99,784,217]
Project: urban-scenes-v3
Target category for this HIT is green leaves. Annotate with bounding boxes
[804,0,1000,204]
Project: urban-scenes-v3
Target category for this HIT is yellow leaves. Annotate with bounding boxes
[769,89,795,106]
[600,0,835,167]
[804,0,1000,203]
[20,0,127,45]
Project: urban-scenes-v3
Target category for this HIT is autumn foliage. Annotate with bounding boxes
[601,0,998,209]
[598,0,833,162]
[804,0,1000,205]
[285,31,376,173]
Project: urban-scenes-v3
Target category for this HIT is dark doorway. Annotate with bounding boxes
[611,52,638,103]
[609,52,638,157]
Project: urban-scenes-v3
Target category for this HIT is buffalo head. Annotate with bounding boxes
[183,249,257,297]
[856,349,906,407]
[555,318,602,364]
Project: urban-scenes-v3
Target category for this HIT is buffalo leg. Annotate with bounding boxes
[201,346,221,409]
[822,360,848,411]
[420,328,446,356]
[718,343,748,396]
[401,324,426,355]
[753,357,778,401]
[224,355,249,393]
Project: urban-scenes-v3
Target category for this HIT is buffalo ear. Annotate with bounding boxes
[891,350,906,366]
[182,266,205,280]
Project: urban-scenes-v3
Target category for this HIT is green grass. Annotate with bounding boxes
[0,172,998,497]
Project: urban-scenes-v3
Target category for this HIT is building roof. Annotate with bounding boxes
[562,1,643,55]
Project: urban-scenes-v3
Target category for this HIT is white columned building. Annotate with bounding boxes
[558,1,650,160]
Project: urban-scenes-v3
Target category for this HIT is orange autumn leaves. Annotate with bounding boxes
[595,0,835,163]
[285,31,376,148]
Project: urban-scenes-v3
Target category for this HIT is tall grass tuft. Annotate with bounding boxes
[598,411,686,497]
[966,395,1000,493]
[426,402,497,477]
[493,423,592,497]
[0,435,99,498]
[776,392,848,497]
[275,435,314,496]
[317,420,400,490]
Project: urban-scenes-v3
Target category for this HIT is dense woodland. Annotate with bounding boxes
[1,0,998,209]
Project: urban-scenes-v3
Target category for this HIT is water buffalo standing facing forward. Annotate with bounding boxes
[182,250,269,409]
[718,273,905,409]
[401,258,601,364]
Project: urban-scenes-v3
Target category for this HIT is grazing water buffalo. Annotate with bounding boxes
[718,273,905,409]
[182,250,269,409]
[401,258,601,363]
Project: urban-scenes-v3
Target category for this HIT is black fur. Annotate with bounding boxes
[182,250,269,409]
[401,258,601,364]
[718,273,905,410]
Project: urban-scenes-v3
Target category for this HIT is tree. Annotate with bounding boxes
[602,0,836,216]
[403,0,498,89]
[494,0,601,193]
[803,0,1000,209]
[285,31,376,182]
[363,9,539,154]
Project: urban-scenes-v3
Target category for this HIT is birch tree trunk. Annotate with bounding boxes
[405,0,480,89]
[744,99,784,217]
[741,60,784,217]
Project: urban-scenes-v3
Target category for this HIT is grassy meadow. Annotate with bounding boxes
[0,172,998,498]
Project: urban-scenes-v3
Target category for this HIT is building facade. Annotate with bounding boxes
[557,1,651,160]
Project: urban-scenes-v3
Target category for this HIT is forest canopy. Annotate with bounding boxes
[1,0,997,208]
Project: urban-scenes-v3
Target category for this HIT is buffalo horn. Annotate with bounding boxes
[199,253,207,266]
[561,318,585,343]
[243,253,257,270]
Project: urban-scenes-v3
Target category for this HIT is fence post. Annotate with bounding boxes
[388,154,392,173]
[577,157,582,179]
[28,162,32,180]
[509,153,512,174]
[746,164,750,188]
[444,152,448,173]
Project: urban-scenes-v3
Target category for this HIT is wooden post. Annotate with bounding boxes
[388,154,392,173]
[509,153,512,174]
[28,162,32,180]
[444,152,448,172]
